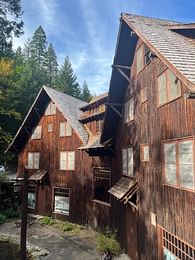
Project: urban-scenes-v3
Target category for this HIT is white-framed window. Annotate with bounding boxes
[124,98,134,123]
[28,186,36,209]
[164,138,194,190]
[48,123,53,132]
[141,144,149,162]
[45,102,56,115]
[31,125,42,139]
[28,152,40,169]
[59,122,72,137]
[122,148,133,176]
[60,151,75,170]
[54,188,70,215]
[157,69,181,106]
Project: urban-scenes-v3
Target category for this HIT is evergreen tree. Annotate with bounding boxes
[81,80,92,102]
[45,43,58,87]
[30,26,47,68]
[0,0,23,57]
[56,56,81,98]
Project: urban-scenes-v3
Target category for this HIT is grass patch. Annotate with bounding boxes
[96,231,120,256]
[40,216,84,234]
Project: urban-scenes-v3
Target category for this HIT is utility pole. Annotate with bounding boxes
[20,167,28,260]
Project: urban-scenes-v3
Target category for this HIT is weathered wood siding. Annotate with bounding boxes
[111,38,195,259]
[17,106,111,228]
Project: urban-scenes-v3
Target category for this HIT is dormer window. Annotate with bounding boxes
[157,69,181,106]
[45,102,56,115]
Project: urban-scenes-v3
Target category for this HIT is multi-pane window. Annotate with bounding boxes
[45,102,56,115]
[158,69,181,106]
[160,227,195,259]
[164,138,194,190]
[28,152,40,169]
[140,144,149,161]
[140,86,147,103]
[59,122,72,137]
[31,125,42,139]
[28,186,36,209]
[48,123,53,132]
[137,44,151,73]
[54,188,70,215]
[124,98,134,123]
[93,167,111,203]
[60,151,75,170]
[122,148,133,176]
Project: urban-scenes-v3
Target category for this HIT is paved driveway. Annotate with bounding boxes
[0,221,100,260]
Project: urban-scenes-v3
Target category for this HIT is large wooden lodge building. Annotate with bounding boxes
[7,14,195,259]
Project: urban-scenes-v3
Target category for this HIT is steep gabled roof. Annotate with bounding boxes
[7,86,89,153]
[122,13,195,89]
[101,13,195,143]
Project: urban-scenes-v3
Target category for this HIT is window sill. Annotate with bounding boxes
[163,184,195,193]
[53,211,69,216]
[157,95,182,108]
[92,199,111,207]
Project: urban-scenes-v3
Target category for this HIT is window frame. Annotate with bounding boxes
[157,69,181,107]
[124,98,134,123]
[31,125,42,139]
[92,167,111,205]
[163,137,195,191]
[27,152,40,170]
[59,122,72,137]
[140,144,149,162]
[122,147,134,176]
[53,187,70,216]
[48,123,53,132]
[136,44,151,74]
[59,151,75,171]
[45,102,56,116]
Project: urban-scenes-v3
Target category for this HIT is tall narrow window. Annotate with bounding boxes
[31,125,42,139]
[48,123,53,132]
[140,144,149,161]
[164,138,194,190]
[122,148,133,176]
[45,102,56,115]
[157,69,181,106]
[60,151,75,170]
[124,98,134,123]
[59,122,72,137]
[28,152,40,169]
[54,188,70,215]
[137,45,144,73]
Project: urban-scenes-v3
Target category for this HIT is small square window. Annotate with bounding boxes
[48,123,53,132]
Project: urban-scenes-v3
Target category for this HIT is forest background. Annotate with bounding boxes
[0,0,92,165]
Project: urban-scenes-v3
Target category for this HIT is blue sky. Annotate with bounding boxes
[13,0,195,95]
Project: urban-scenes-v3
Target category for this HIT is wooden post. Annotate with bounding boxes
[20,167,28,260]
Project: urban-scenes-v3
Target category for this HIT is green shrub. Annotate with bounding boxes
[40,216,55,226]
[3,208,20,218]
[96,232,120,256]
[0,213,7,224]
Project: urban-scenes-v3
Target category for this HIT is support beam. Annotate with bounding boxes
[110,104,122,118]
[112,64,131,70]
[116,67,131,84]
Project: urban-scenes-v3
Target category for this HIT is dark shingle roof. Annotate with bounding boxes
[43,86,88,144]
[123,14,195,88]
